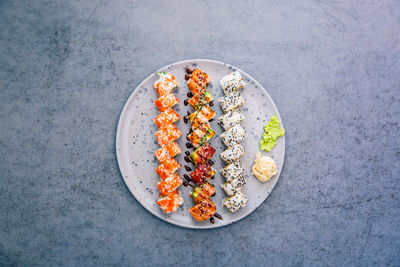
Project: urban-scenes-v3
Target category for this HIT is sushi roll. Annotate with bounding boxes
[187,123,209,145]
[154,124,182,146]
[187,69,211,96]
[218,91,245,113]
[157,173,183,197]
[155,157,181,180]
[188,91,213,108]
[188,112,209,129]
[222,191,248,213]
[189,106,216,126]
[157,190,183,213]
[218,109,245,131]
[153,72,183,213]
[190,163,216,185]
[154,108,180,129]
[154,93,179,112]
[220,124,247,147]
[191,69,211,87]
[220,160,244,182]
[188,198,216,221]
[220,71,246,95]
[220,144,245,164]
[154,141,182,163]
[220,175,246,196]
[191,182,216,204]
[190,144,216,166]
[198,129,215,148]
[153,72,179,97]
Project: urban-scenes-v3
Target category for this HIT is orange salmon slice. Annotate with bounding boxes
[157,173,183,197]
[157,190,183,213]
[155,142,182,163]
[154,124,182,146]
[154,93,179,112]
[155,157,181,180]
[154,108,180,129]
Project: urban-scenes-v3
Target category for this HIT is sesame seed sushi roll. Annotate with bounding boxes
[220,124,247,147]
[153,72,180,97]
[154,141,182,163]
[218,109,245,131]
[218,91,245,113]
[154,124,182,146]
[157,190,183,213]
[157,173,183,197]
[154,108,180,129]
[220,160,244,182]
[222,191,248,213]
[154,93,179,112]
[220,144,245,165]
[220,71,246,95]
[155,157,181,180]
[220,175,246,196]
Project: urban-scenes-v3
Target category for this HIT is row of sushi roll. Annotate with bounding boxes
[182,67,222,223]
[218,71,249,212]
[153,72,184,213]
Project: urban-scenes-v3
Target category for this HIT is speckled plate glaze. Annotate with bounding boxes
[116,59,285,229]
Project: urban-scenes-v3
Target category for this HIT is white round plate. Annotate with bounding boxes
[116,59,285,229]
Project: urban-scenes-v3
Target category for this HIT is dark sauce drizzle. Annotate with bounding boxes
[184,165,193,172]
[183,174,192,182]
[186,143,193,148]
[214,213,223,220]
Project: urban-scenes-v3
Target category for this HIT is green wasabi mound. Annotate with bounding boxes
[260,116,285,151]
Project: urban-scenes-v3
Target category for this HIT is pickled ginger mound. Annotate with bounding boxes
[260,115,284,152]
[252,152,277,182]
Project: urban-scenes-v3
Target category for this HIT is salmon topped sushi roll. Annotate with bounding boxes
[187,79,204,96]
[189,106,216,125]
[188,198,216,221]
[191,69,211,87]
[187,123,209,144]
[188,91,213,108]
[155,141,182,163]
[155,157,181,180]
[191,182,216,204]
[154,93,179,112]
[187,68,211,96]
[154,108,180,129]
[157,190,183,213]
[153,72,179,97]
[189,112,209,129]
[155,124,182,146]
[157,173,183,197]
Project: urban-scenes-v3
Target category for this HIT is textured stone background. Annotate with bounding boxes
[1,0,399,266]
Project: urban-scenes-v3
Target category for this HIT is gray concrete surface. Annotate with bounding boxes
[1,0,399,266]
